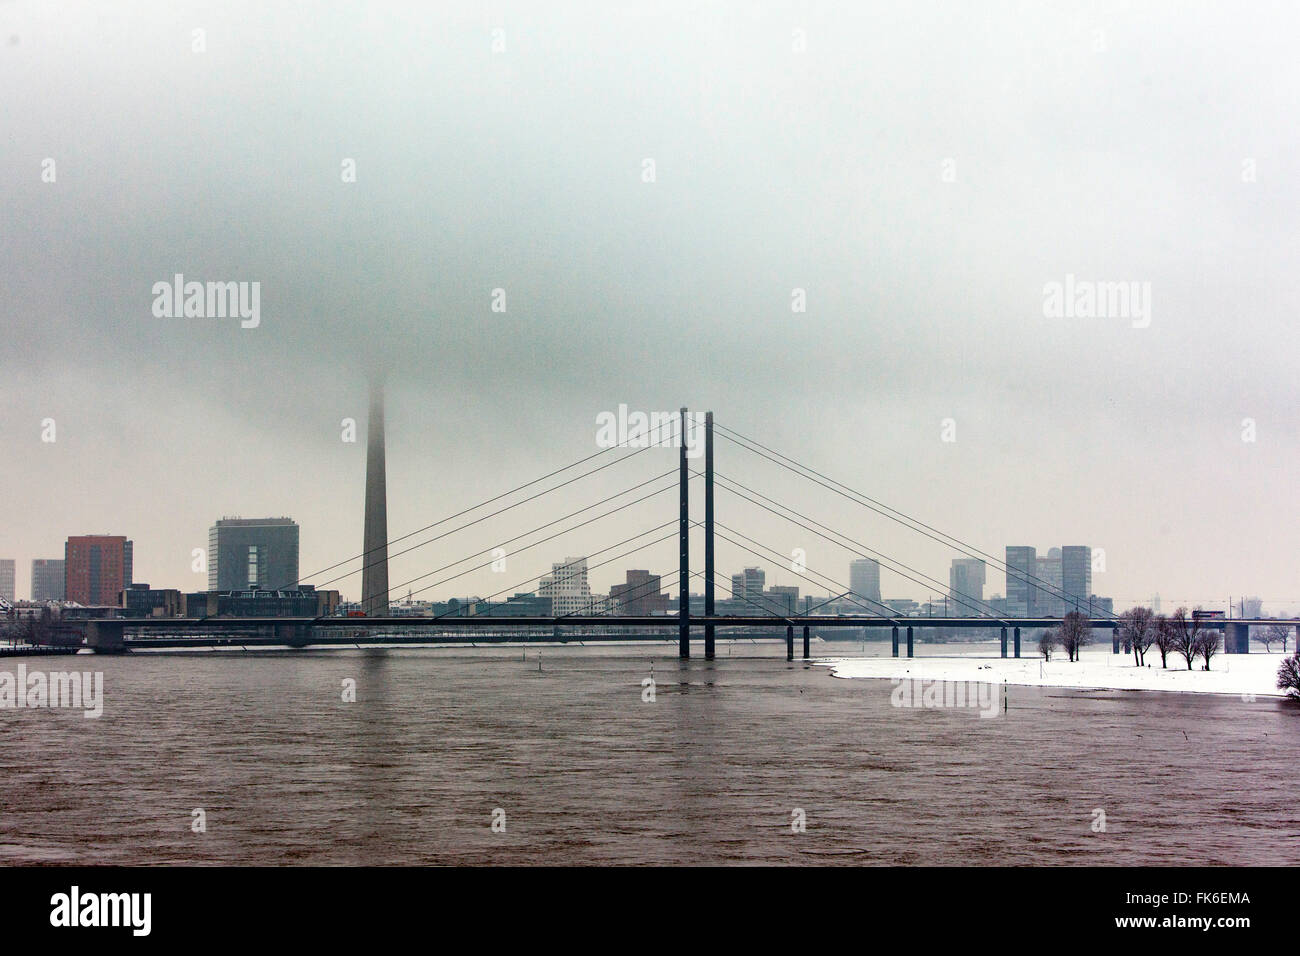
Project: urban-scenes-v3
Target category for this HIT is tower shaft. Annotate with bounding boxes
[361,379,389,616]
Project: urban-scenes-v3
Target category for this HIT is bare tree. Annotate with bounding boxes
[1119,607,1155,667]
[1257,625,1275,653]
[1039,628,1059,661]
[1264,623,1292,654]
[1058,611,1092,663]
[1195,630,1222,671]
[1170,607,1202,671]
[1152,613,1177,669]
[1278,655,1300,700]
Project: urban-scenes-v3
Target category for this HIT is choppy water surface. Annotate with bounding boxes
[2,641,1297,865]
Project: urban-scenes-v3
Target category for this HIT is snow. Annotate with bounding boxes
[817,645,1294,698]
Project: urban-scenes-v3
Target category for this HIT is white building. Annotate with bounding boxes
[539,556,593,617]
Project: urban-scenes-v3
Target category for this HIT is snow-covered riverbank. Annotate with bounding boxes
[817,645,1294,698]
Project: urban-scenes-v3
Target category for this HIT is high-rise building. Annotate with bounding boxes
[729,567,766,609]
[1005,546,1036,617]
[0,559,14,602]
[538,557,593,617]
[1060,546,1092,615]
[208,518,300,592]
[948,558,986,611]
[1035,549,1064,618]
[65,535,133,605]
[31,559,65,601]
[849,558,882,607]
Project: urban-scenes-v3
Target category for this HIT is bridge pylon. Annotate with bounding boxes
[704,412,715,660]
[679,407,690,658]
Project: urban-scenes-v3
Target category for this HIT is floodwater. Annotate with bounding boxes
[2,641,1297,865]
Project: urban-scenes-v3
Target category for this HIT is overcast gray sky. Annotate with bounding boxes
[2,1,1297,612]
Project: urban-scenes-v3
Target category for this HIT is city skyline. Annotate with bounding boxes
[0,391,1287,617]
[1,0,1297,894]
[0,523,1279,618]
[3,4,1297,616]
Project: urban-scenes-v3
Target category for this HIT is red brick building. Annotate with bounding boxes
[65,535,133,606]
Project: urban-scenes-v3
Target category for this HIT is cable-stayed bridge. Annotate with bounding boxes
[82,404,1293,658]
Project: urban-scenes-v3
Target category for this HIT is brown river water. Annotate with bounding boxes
[2,641,1297,865]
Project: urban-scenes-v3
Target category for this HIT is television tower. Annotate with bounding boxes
[360,376,389,616]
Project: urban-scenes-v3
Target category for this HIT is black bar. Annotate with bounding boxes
[906,625,913,658]
[678,406,689,659]
[1001,626,1008,658]
[786,624,794,661]
[0,866,1284,942]
[704,411,715,660]
[1014,626,1021,658]
[892,625,899,657]
[802,625,810,660]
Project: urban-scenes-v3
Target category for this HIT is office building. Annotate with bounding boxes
[849,558,882,606]
[766,585,800,614]
[208,517,300,591]
[183,586,339,618]
[948,558,986,611]
[0,559,14,602]
[31,559,65,602]
[538,557,593,617]
[1035,549,1065,618]
[729,567,766,609]
[611,570,671,615]
[1004,546,1036,617]
[65,535,133,605]
[1060,546,1092,615]
[478,592,553,617]
[121,584,183,618]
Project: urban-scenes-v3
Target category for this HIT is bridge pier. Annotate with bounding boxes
[1000,627,1007,658]
[906,626,913,658]
[275,623,313,649]
[802,625,810,660]
[1225,621,1250,654]
[1112,628,1121,654]
[1014,626,1021,658]
[786,625,794,661]
[891,626,899,657]
[86,619,127,654]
